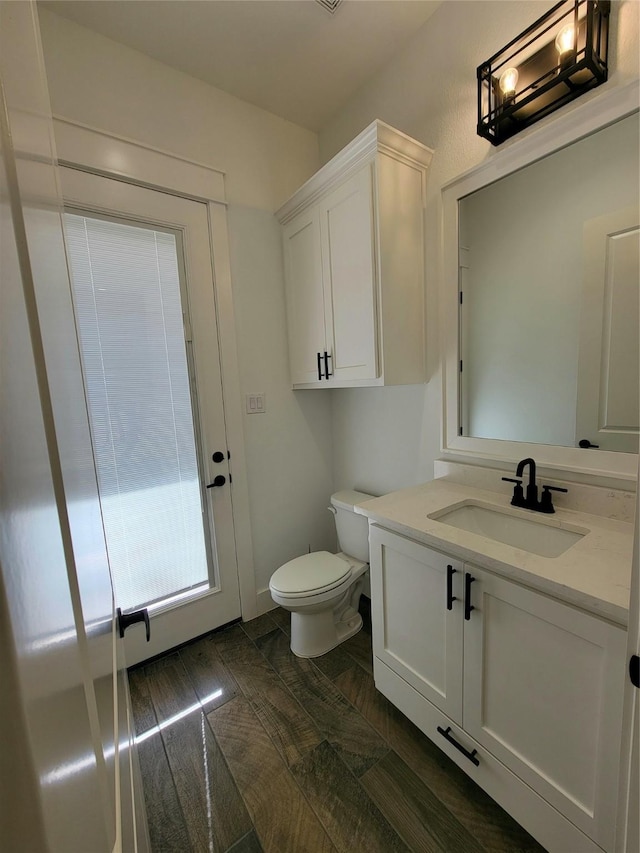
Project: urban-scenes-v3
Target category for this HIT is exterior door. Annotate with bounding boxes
[60,167,241,664]
[1,1,147,849]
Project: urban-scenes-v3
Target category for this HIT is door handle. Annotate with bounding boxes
[117,607,150,642]
[206,475,226,488]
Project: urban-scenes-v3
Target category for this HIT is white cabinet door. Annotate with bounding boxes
[320,165,378,382]
[370,526,463,723]
[463,567,626,852]
[282,207,326,385]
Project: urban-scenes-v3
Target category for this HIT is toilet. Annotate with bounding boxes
[269,490,373,658]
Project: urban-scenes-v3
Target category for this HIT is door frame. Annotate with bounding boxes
[52,116,258,622]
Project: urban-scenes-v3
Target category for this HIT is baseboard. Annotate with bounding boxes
[255,587,277,617]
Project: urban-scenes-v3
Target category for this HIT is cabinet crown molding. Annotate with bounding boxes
[276,119,433,225]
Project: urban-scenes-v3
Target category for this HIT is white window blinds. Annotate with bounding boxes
[64,213,209,611]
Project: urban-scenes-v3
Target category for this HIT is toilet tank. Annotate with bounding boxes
[330,490,374,562]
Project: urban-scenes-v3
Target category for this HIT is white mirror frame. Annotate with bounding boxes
[441,79,640,485]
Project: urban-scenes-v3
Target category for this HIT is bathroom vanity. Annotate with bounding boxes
[356,479,634,853]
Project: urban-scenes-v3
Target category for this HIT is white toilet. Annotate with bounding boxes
[269,490,373,658]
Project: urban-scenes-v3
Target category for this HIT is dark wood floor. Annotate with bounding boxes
[129,600,546,853]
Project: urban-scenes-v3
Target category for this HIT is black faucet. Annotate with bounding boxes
[516,457,538,508]
[502,457,568,514]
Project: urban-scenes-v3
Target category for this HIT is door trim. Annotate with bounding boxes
[53,117,258,621]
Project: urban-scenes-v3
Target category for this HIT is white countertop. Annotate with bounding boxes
[355,480,634,626]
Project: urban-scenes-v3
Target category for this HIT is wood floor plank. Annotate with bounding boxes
[335,665,545,853]
[145,656,252,852]
[226,829,264,853]
[212,625,322,767]
[268,607,291,636]
[310,644,356,681]
[242,612,279,641]
[179,634,239,713]
[208,695,336,853]
[341,627,373,674]
[256,629,388,777]
[290,740,409,853]
[361,750,485,853]
[128,669,192,852]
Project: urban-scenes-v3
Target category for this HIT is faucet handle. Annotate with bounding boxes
[502,477,525,507]
[540,484,568,513]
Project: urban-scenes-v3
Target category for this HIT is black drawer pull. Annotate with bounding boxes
[317,351,323,381]
[437,725,480,766]
[464,572,475,621]
[323,351,333,378]
[446,565,457,610]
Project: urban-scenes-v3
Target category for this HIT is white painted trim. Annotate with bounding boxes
[276,119,433,224]
[256,587,277,618]
[51,118,258,620]
[441,79,640,487]
[53,116,226,203]
[207,202,258,621]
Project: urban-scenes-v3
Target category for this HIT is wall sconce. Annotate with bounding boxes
[477,0,610,146]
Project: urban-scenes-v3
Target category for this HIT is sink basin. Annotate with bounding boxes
[428,501,588,558]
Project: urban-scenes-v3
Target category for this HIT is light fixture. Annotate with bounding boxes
[477,0,610,146]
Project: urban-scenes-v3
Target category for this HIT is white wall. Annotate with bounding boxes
[38,9,335,603]
[322,0,640,494]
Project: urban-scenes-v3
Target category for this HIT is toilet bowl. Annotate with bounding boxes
[269,490,373,658]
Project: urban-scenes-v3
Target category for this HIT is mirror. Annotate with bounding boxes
[459,112,639,454]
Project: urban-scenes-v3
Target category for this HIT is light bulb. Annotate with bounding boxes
[499,67,519,97]
[555,23,575,56]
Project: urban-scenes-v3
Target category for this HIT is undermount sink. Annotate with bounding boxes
[428,501,589,558]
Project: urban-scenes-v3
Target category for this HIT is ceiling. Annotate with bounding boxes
[40,0,441,132]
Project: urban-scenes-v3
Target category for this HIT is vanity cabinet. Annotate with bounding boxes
[277,120,432,389]
[369,524,626,853]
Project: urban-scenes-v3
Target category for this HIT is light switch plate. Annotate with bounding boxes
[246,393,266,414]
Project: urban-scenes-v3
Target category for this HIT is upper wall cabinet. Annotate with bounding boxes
[277,121,433,389]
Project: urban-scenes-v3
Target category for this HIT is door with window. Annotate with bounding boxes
[60,167,241,665]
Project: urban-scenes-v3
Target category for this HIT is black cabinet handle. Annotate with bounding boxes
[117,607,150,642]
[212,451,225,463]
[464,573,475,621]
[437,726,480,766]
[317,352,323,381]
[446,565,457,611]
[324,351,333,378]
[206,475,226,488]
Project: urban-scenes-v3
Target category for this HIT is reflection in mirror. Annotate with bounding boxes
[459,113,639,453]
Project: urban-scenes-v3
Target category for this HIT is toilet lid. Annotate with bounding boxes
[270,551,351,595]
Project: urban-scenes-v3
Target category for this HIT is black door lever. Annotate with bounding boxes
[117,607,150,642]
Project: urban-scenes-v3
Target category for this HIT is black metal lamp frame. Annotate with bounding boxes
[477,0,610,146]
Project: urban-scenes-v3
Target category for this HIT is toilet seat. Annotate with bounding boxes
[269,551,351,599]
